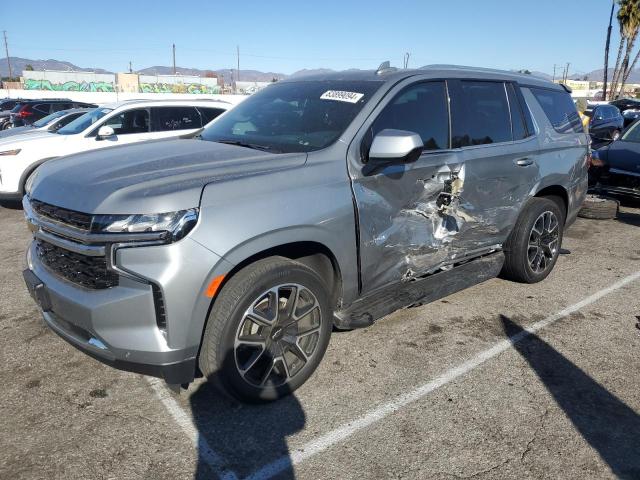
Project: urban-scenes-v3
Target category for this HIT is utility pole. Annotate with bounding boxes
[129,61,133,73]
[603,0,615,101]
[403,52,410,69]
[3,31,13,79]
[236,45,240,85]
[172,43,176,75]
[562,62,570,83]
[552,64,557,82]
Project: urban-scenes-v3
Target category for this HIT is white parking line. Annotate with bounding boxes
[146,377,238,480]
[245,270,640,480]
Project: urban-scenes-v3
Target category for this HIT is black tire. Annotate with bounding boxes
[501,197,565,284]
[199,256,332,403]
[578,194,619,220]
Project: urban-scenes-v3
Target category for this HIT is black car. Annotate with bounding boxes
[9,99,97,127]
[610,97,640,112]
[585,104,624,142]
[0,98,25,130]
[590,120,640,199]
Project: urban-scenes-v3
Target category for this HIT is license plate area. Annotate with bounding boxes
[23,269,52,312]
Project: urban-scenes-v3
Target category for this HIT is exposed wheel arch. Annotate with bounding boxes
[215,241,343,310]
[534,185,568,221]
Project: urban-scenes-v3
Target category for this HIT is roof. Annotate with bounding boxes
[100,98,232,110]
[279,64,558,89]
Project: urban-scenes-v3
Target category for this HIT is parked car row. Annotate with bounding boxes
[17,65,590,403]
[0,99,230,200]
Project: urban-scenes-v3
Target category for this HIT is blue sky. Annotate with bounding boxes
[0,0,621,75]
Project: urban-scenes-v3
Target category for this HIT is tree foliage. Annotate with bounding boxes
[609,0,640,99]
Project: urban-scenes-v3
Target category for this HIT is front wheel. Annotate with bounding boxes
[199,256,332,402]
[501,197,565,283]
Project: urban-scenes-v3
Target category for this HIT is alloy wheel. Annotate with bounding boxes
[234,283,322,388]
[527,210,560,274]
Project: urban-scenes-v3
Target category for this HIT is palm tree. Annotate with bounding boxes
[610,0,640,99]
[618,0,640,95]
[603,1,615,100]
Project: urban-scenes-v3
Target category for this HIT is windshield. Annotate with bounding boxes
[200,80,383,153]
[33,110,69,128]
[621,121,640,142]
[57,107,112,135]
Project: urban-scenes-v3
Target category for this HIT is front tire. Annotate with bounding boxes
[199,256,332,403]
[501,197,565,283]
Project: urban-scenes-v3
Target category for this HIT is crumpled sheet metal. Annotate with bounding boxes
[358,162,513,289]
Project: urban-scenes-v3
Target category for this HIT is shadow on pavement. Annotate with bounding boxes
[501,315,640,479]
[617,208,640,227]
[189,354,305,480]
[0,199,22,210]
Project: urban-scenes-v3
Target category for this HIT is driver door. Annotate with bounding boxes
[349,80,462,294]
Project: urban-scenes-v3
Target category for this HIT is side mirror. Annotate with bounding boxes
[96,125,115,140]
[367,129,423,166]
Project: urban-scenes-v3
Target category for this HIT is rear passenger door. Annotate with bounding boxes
[149,106,203,139]
[446,80,539,249]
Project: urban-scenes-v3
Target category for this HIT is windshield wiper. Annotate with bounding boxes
[214,139,281,153]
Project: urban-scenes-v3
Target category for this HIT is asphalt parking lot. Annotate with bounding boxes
[1,200,640,480]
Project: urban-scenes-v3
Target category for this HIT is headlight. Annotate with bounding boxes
[0,149,21,156]
[91,208,198,242]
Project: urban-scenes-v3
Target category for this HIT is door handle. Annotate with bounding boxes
[514,158,534,167]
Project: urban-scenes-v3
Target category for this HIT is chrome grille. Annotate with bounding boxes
[35,239,118,289]
[31,199,92,230]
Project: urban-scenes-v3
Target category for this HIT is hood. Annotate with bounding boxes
[0,125,37,139]
[603,140,640,173]
[0,130,56,148]
[30,138,307,214]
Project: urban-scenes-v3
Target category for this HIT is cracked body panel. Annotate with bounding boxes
[352,139,540,293]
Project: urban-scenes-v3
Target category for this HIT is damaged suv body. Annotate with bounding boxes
[23,66,588,402]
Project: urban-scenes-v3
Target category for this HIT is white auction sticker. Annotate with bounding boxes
[320,90,364,103]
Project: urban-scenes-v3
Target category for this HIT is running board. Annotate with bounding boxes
[334,252,505,329]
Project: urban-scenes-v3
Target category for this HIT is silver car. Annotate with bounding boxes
[22,65,589,402]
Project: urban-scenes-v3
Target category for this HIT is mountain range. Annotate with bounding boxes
[4,56,640,84]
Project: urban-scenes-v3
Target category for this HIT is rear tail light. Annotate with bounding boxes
[17,106,33,118]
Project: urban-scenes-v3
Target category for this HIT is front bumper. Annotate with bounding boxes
[22,197,233,384]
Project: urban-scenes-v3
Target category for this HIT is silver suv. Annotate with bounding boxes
[22,65,588,402]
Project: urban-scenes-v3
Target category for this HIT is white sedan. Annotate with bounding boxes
[0,99,230,201]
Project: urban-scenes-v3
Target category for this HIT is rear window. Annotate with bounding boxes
[530,87,582,134]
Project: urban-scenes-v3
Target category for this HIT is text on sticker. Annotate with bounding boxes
[320,90,365,103]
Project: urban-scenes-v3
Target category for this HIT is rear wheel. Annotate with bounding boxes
[501,197,564,283]
[199,256,332,403]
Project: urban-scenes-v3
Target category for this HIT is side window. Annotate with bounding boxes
[51,103,71,112]
[506,83,528,140]
[102,108,149,135]
[33,104,52,116]
[198,107,226,126]
[151,107,200,131]
[58,113,82,128]
[530,87,582,134]
[370,81,449,151]
[451,81,512,147]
